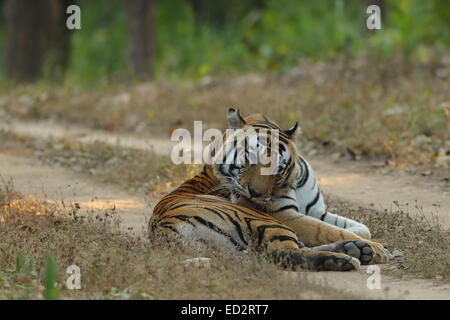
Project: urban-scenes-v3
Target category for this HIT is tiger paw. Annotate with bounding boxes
[312,240,391,265]
[308,252,361,271]
[271,249,360,271]
[362,240,392,264]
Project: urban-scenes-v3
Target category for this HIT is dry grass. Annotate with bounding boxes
[1,58,449,169]
[333,200,450,280]
[0,187,356,300]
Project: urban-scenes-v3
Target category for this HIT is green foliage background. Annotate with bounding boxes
[1,0,450,84]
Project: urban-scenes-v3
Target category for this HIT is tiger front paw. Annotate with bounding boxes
[271,249,360,271]
[313,240,391,265]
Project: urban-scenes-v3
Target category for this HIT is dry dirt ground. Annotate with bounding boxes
[0,119,449,300]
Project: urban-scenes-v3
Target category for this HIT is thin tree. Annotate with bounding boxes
[124,0,156,80]
[4,0,48,82]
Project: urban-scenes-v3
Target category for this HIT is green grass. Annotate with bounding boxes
[43,255,59,300]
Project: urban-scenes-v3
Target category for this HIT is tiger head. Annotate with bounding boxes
[211,108,300,212]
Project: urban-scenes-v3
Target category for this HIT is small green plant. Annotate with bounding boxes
[43,255,59,300]
[15,253,34,276]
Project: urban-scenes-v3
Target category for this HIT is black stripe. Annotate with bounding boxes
[244,217,254,235]
[201,167,210,178]
[187,179,211,190]
[319,212,327,221]
[192,216,244,250]
[272,205,299,213]
[275,195,296,201]
[159,221,174,227]
[224,213,248,246]
[195,174,214,186]
[252,123,279,130]
[218,164,231,177]
[305,190,320,214]
[296,157,309,188]
[284,158,295,178]
[278,135,289,145]
[161,225,179,234]
[256,224,296,246]
[202,207,226,221]
[162,203,192,211]
[172,215,196,226]
[177,184,205,193]
[269,235,300,246]
[251,122,291,142]
[232,211,243,222]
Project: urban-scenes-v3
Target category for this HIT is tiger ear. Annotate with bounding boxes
[284,121,299,138]
[227,108,245,129]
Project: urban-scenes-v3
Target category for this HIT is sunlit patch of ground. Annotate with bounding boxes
[318,174,361,186]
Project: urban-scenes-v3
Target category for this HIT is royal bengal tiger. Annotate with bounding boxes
[149,109,390,271]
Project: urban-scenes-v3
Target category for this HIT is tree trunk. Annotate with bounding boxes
[4,0,73,83]
[4,0,48,82]
[124,0,155,80]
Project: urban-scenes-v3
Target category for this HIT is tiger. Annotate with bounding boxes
[149,109,390,271]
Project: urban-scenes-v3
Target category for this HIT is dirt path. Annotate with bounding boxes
[313,157,450,227]
[0,153,151,235]
[1,119,449,299]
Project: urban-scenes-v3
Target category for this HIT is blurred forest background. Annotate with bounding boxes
[0,0,449,84]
